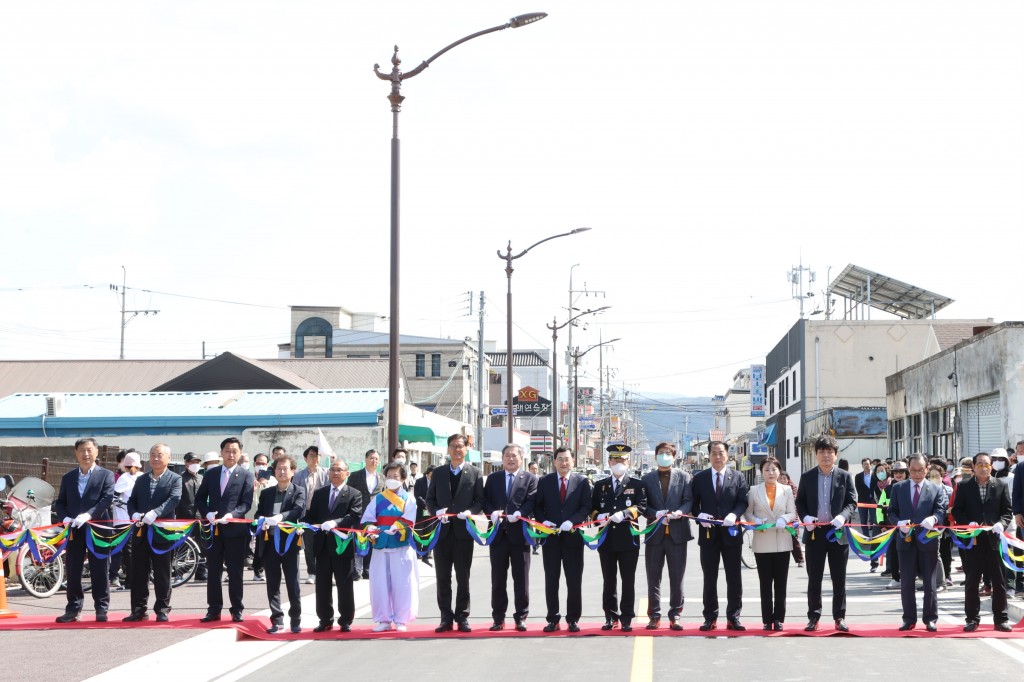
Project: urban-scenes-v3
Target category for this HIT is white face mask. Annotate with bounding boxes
[239,462,250,470]
[255,465,268,473]
[385,478,403,490]
[393,458,406,466]
[187,463,201,474]
[993,460,1006,472]
[656,454,673,468]
[610,463,627,477]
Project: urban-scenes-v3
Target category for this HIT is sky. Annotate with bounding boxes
[1,2,1021,404]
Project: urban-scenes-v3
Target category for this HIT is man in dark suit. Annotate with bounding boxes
[124,443,183,622]
[196,436,254,623]
[855,457,874,528]
[254,455,307,634]
[640,442,693,630]
[413,465,434,566]
[887,453,948,632]
[591,443,647,632]
[348,449,384,580]
[482,443,538,631]
[534,447,592,632]
[691,440,749,631]
[952,451,1014,632]
[795,434,858,632]
[426,433,484,632]
[54,437,115,622]
[305,458,363,631]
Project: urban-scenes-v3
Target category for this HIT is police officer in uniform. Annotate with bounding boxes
[591,444,647,631]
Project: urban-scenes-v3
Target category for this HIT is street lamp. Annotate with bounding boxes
[571,337,620,462]
[547,306,610,451]
[498,228,591,443]
[374,12,547,456]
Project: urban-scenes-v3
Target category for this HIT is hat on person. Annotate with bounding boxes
[122,452,142,469]
[990,447,1009,460]
[202,451,221,464]
[606,443,632,456]
[182,452,199,463]
[891,461,908,471]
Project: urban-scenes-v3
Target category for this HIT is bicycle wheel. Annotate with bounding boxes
[741,530,757,569]
[170,537,199,587]
[18,543,64,598]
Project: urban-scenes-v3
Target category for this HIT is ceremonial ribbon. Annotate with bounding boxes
[522,518,558,547]
[84,523,133,560]
[577,523,607,551]
[147,522,197,555]
[846,527,896,561]
[411,521,441,557]
[466,517,501,546]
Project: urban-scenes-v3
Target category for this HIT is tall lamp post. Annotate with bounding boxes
[375,12,547,456]
[571,337,620,463]
[547,305,610,452]
[498,227,591,443]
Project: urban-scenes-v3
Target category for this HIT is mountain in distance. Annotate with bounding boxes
[626,393,716,451]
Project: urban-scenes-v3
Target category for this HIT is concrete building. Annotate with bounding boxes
[886,322,1024,461]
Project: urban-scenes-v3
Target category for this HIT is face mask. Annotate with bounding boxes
[993,460,1006,472]
[187,463,201,474]
[656,454,673,468]
[961,472,973,480]
[385,478,403,491]
[393,458,406,466]
[876,471,887,481]
[928,477,941,485]
[240,462,250,470]
[255,465,267,473]
[610,463,627,477]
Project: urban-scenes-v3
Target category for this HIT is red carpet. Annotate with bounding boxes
[0,615,1021,640]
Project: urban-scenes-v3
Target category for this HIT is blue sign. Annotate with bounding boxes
[750,364,765,417]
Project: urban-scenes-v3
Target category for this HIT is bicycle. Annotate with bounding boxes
[1,475,65,598]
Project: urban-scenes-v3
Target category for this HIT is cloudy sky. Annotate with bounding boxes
[1,1,1021,401]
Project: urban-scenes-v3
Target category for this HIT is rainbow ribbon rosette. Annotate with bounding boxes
[146,520,198,554]
[84,522,134,560]
[999,532,1024,573]
[466,515,502,546]
[846,526,896,561]
[521,517,558,547]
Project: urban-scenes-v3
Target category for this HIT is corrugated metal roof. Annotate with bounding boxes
[487,351,549,367]
[0,360,202,397]
[272,358,389,388]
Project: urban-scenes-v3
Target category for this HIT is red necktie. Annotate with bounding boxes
[559,477,567,503]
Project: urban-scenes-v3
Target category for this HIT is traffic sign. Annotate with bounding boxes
[491,407,507,416]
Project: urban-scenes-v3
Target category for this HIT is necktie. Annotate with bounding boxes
[613,479,619,496]
[220,468,229,495]
[559,477,567,503]
[715,472,723,500]
[912,483,920,509]
[506,472,514,497]
[329,486,339,509]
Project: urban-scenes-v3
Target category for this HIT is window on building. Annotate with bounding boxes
[889,419,905,459]
[431,353,441,377]
[929,407,956,458]
[415,353,425,377]
[769,388,775,415]
[791,370,798,402]
[909,414,923,454]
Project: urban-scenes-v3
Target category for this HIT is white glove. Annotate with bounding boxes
[802,515,817,527]
[62,516,73,525]
[897,519,911,533]
[559,520,573,532]
[610,511,625,524]
[697,512,713,528]
[384,527,398,535]
[831,515,846,529]
[219,512,233,525]
[968,521,979,528]
[263,516,277,527]
[655,510,668,520]
[72,513,91,528]
[920,516,936,531]
[508,511,522,523]
[142,510,158,525]
[131,512,143,522]
[722,513,736,527]
[456,511,469,520]
[490,510,502,525]
[206,512,218,523]
[753,517,765,526]
[320,520,338,532]
[542,520,556,528]
[669,510,683,520]
[596,513,609,522]
[776,517,788,529]
[991,522,1005,536]
[435,508,448,523]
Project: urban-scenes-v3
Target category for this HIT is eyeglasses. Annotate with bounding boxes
[974,464,992,469]
[329,468,347,473]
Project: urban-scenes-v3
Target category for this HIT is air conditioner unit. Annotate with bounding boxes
[45,393,66,417]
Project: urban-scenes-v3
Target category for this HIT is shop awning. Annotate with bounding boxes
[398,424,448,447]
[759,423,777,447]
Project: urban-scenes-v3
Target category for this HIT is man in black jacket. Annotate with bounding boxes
[254,456,307,634]
[413,466,434,566]
[348,449,383,580]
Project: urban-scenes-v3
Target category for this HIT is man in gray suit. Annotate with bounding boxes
[640,442,693,630]
[888,453,947,632]
[293,445,328,583]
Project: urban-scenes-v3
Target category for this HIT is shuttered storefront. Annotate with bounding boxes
[963,393,1002,454]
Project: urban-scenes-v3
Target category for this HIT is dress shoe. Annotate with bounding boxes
[568,622,580,633]
[834,619,849,633]
[231,613,244,623]
[291,623,302,634]
[457,620,472,633]
[55,613,81,623]
[543,622,560,633]
[726,618,745,631]
[95,613,108,623]
[351,573,362,582]
[435,621,454,633]
[762,623,772,631]
[313,623,333,633]
[489,622,505,631]
[804,619,819,632]
[340,622,352,632]
[899,622,916,631]
[995,622,1012,632]
[514,619,527,632]
[963,621,979,632]
[122,611,149,622]
[646,618,661,630]
[266,624,284,634]
[601,619,618,631]
[361,571,370,580]
[669,619,683,631]
[156,613,169,623]
[925,622,937,632]
[200,613,221,623]
[698,619,717,632]
[621,620,632,632]
[773,621,783,631]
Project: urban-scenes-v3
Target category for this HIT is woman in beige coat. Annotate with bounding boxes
[744,457,797,630]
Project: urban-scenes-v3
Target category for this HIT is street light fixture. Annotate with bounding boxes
[547,306,610,451]
[571,337,620,462]
[498,227,591,443]
[374,13,547,456]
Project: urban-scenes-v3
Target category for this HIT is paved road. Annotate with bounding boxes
[5,540,1023,681]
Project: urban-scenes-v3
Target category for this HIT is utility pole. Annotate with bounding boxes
[476,291,486,451]
[112,266,159,360]
[788,257,817,319]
